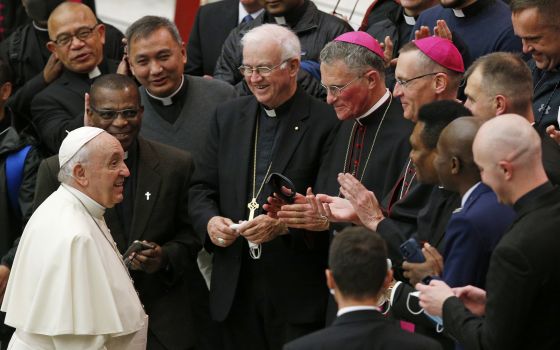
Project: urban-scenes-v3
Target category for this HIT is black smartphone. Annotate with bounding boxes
[123,240,154,259]
[266,172,296,204]
[400,238,425,263]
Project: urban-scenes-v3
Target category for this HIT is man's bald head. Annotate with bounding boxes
[473,114,547,204]
[434,117,482,192]
[47,2,104,74]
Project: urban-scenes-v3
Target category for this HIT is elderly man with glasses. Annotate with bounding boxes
[28,2,125,155]
[33,73,216,350]
[189,23,339,350]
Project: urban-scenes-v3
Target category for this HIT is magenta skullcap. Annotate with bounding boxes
[414,36,464,73]
[334,31,384,59]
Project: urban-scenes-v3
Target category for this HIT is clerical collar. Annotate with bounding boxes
[260,89,298,118]
[268,0,308,27]
[403,13,416,25]
[452,0,491,18]
[337,305,381,317]
[62,183,106,218]
[32,21,48,31]
[89,66,102,80]
[356,89,391,124]
[145,75,185,106]
[461,181,480,207]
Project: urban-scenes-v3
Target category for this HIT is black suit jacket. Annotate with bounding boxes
[186,0,239,76]
[29,59,118,155]
[283,310,443,350]
[33,138,208,350]
[189,89,339,323]
[442,185,560,350]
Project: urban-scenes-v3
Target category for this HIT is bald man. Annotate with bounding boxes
[416,114,560,349]
[30,1,121,154]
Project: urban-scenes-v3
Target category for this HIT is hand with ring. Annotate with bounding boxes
[207,216,239,247]
[277,188,330,231]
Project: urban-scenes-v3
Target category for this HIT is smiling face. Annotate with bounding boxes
[409,122,439,185]
[394,51,438,122]
[320,60,374,121]
[258,0,304,15]
[88,87,143,151]
[128,27,186,97]
[512,8,560,71]
[82,133,130,208]
[242,40,298,108]
[46,5,104,73]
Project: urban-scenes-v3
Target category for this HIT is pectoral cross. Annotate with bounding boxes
[247,198,259,220]
[145,192,151,200]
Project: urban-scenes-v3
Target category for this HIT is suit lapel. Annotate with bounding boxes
[233,99,258,220]
[129,139,161,242]
[270,90,309,174]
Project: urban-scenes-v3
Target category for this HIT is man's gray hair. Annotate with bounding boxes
[126,15,182,47]
[58,144,91,184]
[320,41,385,76]
[241,24,301,61]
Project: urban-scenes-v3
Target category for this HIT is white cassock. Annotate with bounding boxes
[1,184,148,350]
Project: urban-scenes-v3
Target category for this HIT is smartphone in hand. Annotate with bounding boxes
[123,240,155,261]
[400,238,426,263]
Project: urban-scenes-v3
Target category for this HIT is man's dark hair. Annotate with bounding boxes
[510,0,560,26]
[464,52,533,115]
[418,100,472,149]
[90,74,141,106]
[126,15,182,47]
[329,227,388,300]
[0,57,12,85]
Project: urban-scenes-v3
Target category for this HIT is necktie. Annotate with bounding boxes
[242,14,253,24]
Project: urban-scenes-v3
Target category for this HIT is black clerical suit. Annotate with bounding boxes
[186,0,239,76]
[283,309,443,350]
[33,137,214,350]
[29,59,118,155]
[442,183,560,350]
[189,88,340,349]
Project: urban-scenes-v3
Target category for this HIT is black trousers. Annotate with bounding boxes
[222,257,323,350]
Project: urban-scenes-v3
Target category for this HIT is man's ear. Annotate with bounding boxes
[0,82,12,102]
[46,41,58,56]
[326,269,336,290]
[498,160,513,181]
[289,58,300,77]
[364,69,380,90]
[433,73,448,94]
[451,155,461,175]
[72,163,88,186]
[494,95,507,115]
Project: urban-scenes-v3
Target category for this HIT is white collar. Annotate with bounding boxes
[62,183,106,219]
[145,75,184,106]
[32,21,48,31]
[461,181,481,208]
[88,66,102,80]
[274,16,287,25]
[403,14,416,25]
[356,89,391,124]
[123,151,129,160]
[452,8,465,17]
[238,3,264,24]
[337,305,380,317]
[263,108,277,117]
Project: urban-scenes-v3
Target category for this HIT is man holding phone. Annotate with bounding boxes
[33,74,216,350]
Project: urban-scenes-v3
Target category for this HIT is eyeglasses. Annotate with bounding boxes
[51,24,99,46]
[238,59,289,77]
[321,76,362,97]
[395,72,446,89]
[90,105,140,120]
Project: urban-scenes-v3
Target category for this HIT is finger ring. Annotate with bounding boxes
[217,237,225,245]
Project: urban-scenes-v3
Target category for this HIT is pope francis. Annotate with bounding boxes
[1,127,148,349]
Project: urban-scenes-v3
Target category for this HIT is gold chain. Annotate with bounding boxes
[341,94,393,183]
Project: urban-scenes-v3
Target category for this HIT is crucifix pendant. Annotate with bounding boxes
[247,198,259,220]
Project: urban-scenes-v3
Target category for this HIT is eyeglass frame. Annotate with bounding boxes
[238,59,290,77]
[321,76,363,97]
[395,72,447,89]
[89,105,142,121]
[50,24,100,47]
